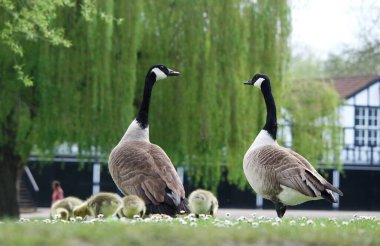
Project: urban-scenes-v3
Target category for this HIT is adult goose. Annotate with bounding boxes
[108,64,189,216]
[243,73,343,218]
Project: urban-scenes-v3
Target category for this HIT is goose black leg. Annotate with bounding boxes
[275,203,287,218]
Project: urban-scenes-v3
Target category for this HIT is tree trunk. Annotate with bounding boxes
[0,146,21,219]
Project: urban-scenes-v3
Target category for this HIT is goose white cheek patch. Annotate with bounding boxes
[151,68,167,80]
[254,77,265,88]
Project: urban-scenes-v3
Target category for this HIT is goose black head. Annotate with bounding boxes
[244,73,270,89]
[149,64,180,81]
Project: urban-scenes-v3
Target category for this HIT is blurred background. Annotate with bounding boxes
[0,0,379,218]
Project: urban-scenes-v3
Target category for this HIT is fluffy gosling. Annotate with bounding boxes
[117,195,146,219]
[51,196,83,220]
[188,189,218,217]
[73,192,122,219]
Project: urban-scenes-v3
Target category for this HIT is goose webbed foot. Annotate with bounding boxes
[275,203,287,218]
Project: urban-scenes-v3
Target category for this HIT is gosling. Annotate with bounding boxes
[73,192,122,219]
[117,195,146,219]
[188,189,218,217]
[51,196,83,220]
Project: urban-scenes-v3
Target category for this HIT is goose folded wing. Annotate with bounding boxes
[276,164,326,197]
[285,148,330,184]
[252,146,322,197]
[281,148,343,197]
[258,146,343,197]
[283,147,316,171]
[267,148,326,197]
[150,144,186,199]
[118,161,167,205]
[110,142,185,206]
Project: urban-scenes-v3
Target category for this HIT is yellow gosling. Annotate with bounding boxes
[188,189,218,217]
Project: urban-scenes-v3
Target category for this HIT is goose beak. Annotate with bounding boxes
[167,68,180,77]
[244,81,253,85]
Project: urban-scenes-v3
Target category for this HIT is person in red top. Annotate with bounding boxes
[51,180,64,205]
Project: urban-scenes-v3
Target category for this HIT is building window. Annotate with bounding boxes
[368,108,378,126]
[354,106,379,147]
[355,107,366,126]
[368,130,377,146]
[354,129,365,146]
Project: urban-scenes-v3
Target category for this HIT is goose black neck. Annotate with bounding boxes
[136,72,155,129]
[261,81,277,140]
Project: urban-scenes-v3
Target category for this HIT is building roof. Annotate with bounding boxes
[329,74,380,99]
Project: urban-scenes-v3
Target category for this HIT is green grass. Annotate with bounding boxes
[0,215,379,246]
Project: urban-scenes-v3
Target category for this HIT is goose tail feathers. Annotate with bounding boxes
[146,198,190,217]
[305,169,344,197]
[178,197,190,214]
[323,181,343,197]
[321,189,338,203]
[304,169,343,203]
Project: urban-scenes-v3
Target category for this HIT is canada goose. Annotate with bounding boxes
[243,74,343,218]
[117,195,146,219]
[108,64,190,216]
[73,192,122,218]
[51,196,83,220]
[188,189,218,217]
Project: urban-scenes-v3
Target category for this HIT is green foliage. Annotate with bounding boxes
[0,0,111,86]
[0,0,291,190]
[280,79,342,169]
[284,50,343,170]
[13,65,33,86]
[0,0,75,85]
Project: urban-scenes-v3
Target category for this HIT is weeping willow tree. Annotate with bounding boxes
[0,0,140,218]
[0,0,291,218]
[225,1,291,188]
[136,0,291,190]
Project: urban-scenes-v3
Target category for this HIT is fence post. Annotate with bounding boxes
[256,195,263,208]
[92,163,101,195]
[332,169,340,209]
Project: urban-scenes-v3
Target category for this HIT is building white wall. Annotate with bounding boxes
[368,82,380,106]
[339,105,354,128]
[350,81,380,107]
[339,80,380,165]
[354,90,368,106]
[340,80,380,129]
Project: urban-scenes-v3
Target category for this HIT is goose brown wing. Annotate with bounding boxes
[281,147,315,170]
[108,141,185,206]
[284,148,343,196]
[256,145,341,198]
[277,164,326,197]
[150,144,186,198]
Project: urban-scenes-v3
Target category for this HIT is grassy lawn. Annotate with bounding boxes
[0,214,379,246]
